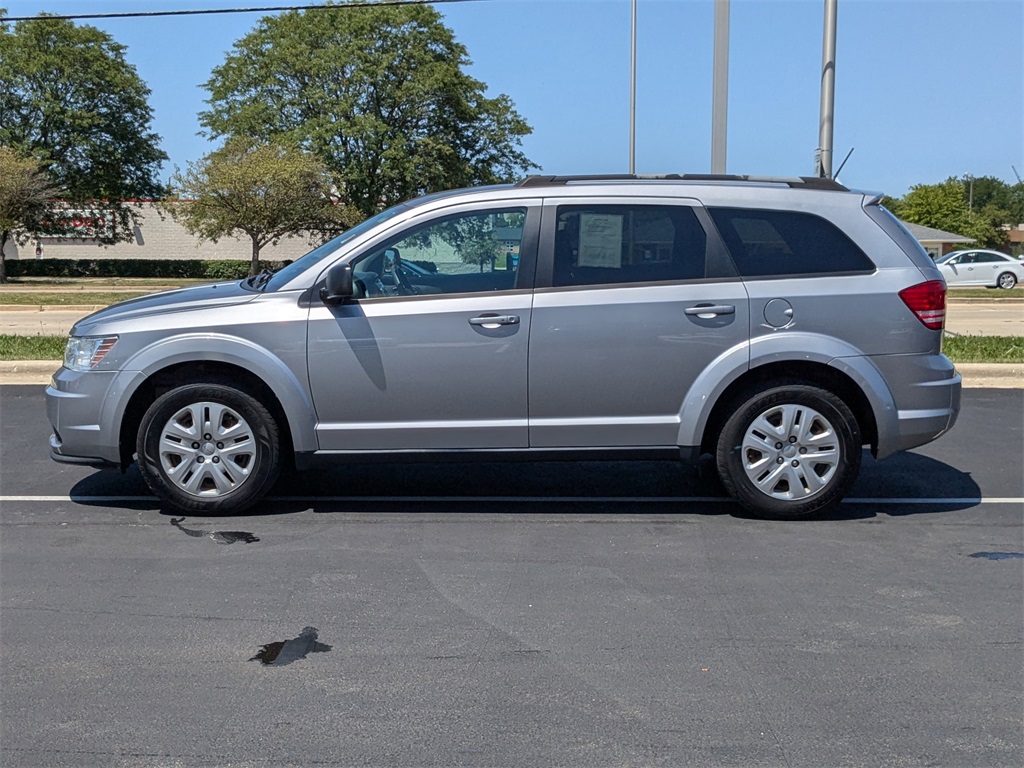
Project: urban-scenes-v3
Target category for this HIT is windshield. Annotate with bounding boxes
[260,202,411,292]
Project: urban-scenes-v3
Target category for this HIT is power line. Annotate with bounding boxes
[1,0,484,23]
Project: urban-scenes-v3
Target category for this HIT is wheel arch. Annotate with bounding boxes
[696,361,879,457]
[113,339,317,469]
[118,361,298,469]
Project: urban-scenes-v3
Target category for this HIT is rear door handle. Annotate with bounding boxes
[469,314,520,327]
[684,304,735,317]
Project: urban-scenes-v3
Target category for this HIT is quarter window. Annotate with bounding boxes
[552,205,707,287]
[708,208,874,277]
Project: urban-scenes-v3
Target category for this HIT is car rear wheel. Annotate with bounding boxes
[137,383,280,515]
[997,271,1017,289]
[716,383,861,520]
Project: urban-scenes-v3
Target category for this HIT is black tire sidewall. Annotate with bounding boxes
[716,384,861,520]
[137,383,280,515]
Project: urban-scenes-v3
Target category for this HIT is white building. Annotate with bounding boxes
[1,202,318,262]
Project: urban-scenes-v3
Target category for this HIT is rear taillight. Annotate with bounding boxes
[899,280,946,330]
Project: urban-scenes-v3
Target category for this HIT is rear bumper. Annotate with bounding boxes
[870,353,961,459]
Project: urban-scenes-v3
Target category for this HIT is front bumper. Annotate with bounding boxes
[45,367,124,466]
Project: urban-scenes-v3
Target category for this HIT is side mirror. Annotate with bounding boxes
[319,263,354,306]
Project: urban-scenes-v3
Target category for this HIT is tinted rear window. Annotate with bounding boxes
[708,208,874,277]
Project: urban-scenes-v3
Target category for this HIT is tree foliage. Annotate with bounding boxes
[0,12,166,243]
[961,175,1024,223]
[166,139,351,276]
[0,146,61,283]
[886,178,1008,249]
[200,2,535,218]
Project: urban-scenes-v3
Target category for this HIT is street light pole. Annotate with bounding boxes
[629,0,637,174]
[815,0,838,178]
[711,0,729,174]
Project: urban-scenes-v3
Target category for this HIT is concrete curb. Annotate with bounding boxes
[1,360,1019,388]
[0,304,107,312]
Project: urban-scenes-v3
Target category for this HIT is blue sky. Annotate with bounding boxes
[4,0,1023,197]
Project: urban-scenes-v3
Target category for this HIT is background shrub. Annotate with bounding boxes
[2,259,273,279]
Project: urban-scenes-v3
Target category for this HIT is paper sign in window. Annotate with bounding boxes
[578,213,623,268]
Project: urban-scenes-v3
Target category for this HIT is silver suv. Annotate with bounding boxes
[46,174,962,519]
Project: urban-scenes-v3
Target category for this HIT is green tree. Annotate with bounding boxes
[0,12,166,243]
[0,146,60,283]
[166,139,351,276]
[958,175,1024,223]
[895,179,1004,248]
[200,2,535,218]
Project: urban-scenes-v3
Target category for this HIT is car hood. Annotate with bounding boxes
[71,281,258,335]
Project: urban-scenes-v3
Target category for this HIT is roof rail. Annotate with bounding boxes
[516,174,849,192]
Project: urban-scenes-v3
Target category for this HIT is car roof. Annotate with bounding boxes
[399,174,872,217]
[945,249,1012,258]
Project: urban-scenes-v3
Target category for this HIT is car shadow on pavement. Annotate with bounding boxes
[66,450,981,521]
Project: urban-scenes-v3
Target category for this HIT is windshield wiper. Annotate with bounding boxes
[245,267,274,290]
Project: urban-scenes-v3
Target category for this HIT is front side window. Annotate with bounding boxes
[708,207,875,278]
[552,205,707,287]
[351,208,528,298]
[263,202,410,292]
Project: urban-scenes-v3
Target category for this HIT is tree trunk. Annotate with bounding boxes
[0,230,10,284]
[249,236,261,277]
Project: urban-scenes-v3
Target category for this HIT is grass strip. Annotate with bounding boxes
[2,333,1021,364]
[943,334,1024,363]
[0,292,148,306]
[946,288,1023,300]
[0,335,67,360]
[3,277,207,287]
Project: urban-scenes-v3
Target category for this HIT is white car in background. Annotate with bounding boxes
[936,249,1024,289]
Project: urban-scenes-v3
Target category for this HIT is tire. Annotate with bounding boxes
[716,383,861,520]
[996,272,1017,290]
[137,383,280,515]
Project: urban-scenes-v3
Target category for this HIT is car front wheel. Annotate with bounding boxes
[137,383,280,515]
[716,383,861,520]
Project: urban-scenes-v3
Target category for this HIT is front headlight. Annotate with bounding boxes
[63,336,118,371]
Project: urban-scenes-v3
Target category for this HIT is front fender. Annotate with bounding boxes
[106,333,318,454]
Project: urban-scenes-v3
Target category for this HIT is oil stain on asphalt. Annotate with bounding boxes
[969,552,1024,561]
[250,627,333,667]
[170,517,259,544]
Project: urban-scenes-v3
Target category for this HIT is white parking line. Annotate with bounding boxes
[1,495,1022,505]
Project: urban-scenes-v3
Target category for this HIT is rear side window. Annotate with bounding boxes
[708,208,874,278]
[553,205,707,287]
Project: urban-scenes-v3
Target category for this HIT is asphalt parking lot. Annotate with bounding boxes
[1,385,1021,767]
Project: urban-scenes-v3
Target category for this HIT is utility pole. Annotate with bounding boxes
[815,0,838,178]
[711,0,730,174]
[629,0,637,174]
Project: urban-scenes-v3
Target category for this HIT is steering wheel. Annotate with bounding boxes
[389,248,418,295]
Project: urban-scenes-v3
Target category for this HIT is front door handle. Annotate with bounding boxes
[469,314,520,328]
[684,304,735,317]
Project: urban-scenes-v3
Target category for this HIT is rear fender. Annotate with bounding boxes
[675,332,896,450]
